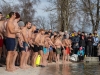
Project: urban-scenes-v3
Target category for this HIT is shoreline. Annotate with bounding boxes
[0,61,100,75]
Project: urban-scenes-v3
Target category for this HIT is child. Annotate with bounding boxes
[77,47,85,62]
[97,42,100,61]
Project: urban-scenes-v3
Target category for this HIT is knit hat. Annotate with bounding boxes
[80,47,82,50]
[18,21,24,27]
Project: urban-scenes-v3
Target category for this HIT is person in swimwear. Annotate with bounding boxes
[21,21,32,69]
[6,12,21,72]
[11,12,21,70]
[35,29,45,67]
[18,21,26,69]
[31,30,39,67]
[54,35,64,63]
[62,37,72,63]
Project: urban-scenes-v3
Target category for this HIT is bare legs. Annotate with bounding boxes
[66,54,69,62]
[53,52,56,62]
[39,50,44,66]
[56,54,60,63]
[25,51,30,69]
[48,50,53,63]
[32,52,38,67]
[62,50,66,63]
[12,51,18,70]
[6,51,14,72]
[20,51,26,69]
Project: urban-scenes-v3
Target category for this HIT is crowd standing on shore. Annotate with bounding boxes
[0,12,100,72]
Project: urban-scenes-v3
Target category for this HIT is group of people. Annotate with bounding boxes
[0,12,100,72]
[0,12,72,72]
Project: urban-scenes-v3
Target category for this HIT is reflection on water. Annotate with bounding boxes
[39,63,100,75]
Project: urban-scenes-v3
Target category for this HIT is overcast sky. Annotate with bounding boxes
[35,0,49,17]
[3,0,49,18]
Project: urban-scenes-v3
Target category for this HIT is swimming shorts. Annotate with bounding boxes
[15,38,18,51]
[66,47,70,54]
[49,46,53,52]
[38,45,43,51]
[43,47,47,54]
[53,48,56,52]
[5,37,16,51]
[0,35,3,47]
[33,45,39,52]
[18,42,26,52]
[56,48,61,54]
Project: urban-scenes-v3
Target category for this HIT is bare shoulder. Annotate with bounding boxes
[0,20,5,24]
[7,20,13,26]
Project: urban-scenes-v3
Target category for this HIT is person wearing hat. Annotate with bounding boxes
[86,33,94,57]
[77,47,85,62]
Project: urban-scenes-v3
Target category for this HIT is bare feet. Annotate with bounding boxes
[25,65,30,69]
[20,66,26,69]
[6,68,14,72]
[15,66,19,70]
[33,65,36,68]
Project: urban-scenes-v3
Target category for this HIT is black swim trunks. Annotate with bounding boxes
[6,37,16,51]
[53,48,56,52]
[38,45,43,51]
[32,45,39,52]
[18,42,27,52]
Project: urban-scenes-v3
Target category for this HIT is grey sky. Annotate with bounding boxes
[3,0,49,18]
[34,0,49,17]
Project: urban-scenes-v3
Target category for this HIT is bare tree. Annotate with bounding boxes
[45,0,78,32]
[34,16,47,30]
[19,0,40,22]
[47,13,57,30]
[80,0,100,32]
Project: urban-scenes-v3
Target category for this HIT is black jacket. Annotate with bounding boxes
[80,39,86,47]
[86,37,94,46]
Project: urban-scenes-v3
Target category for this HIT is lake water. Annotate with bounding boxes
[39,62,100,75]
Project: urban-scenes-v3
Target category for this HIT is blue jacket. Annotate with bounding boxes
[77,50,85,56]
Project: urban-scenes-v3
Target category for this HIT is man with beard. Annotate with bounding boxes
[34,29,45,67]
[21,21,32,69]
[6,12,21,72]
[28,25,36,66]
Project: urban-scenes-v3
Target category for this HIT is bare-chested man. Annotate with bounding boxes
[34,29,45,67]
[28,25,36,66]
[43,32,55,66]
[51,32,57,62]
[10,12,21,70]
[17,21,26,69]
[21,21,32,69]
[62,37,72,63]
[6,12,21,72]
[31,30,39,67]
[54,35,64,63]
